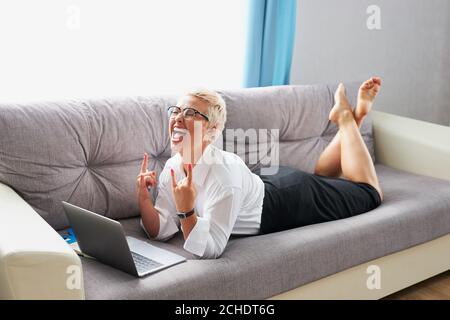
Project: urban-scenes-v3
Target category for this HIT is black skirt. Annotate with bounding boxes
[254,166,382,235]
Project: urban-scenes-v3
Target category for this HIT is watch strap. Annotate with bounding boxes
[177,208,195,219]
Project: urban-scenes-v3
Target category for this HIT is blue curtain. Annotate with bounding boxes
[243,0,297,88]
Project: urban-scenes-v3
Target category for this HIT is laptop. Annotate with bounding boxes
[62,201,186,277]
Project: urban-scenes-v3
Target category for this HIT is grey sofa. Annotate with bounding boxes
[1,83,450,300]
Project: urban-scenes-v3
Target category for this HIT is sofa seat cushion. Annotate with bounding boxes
[81,164,450,299]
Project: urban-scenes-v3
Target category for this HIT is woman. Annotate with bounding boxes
[137,78,383,259]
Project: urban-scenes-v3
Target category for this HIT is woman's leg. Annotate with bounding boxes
[328,83,383,200]
[314,77,381,178]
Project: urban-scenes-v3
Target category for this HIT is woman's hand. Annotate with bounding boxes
[170,164,196,212]
[136,152,157,202]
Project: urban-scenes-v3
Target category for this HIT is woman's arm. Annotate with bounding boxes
[138,159,180,241]
[170,164,197,240]
[139,192,160,238]
[180,213,197,240]
[170,163,242,258]
[137,153,160,237]
[183,187,242,259]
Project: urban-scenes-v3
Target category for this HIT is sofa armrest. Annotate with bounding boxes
[0,182,85,299]
[372,111,450,181]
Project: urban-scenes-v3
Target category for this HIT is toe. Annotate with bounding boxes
[364,80,374,89]
[335,83,346,100]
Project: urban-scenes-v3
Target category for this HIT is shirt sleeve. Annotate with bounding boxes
[140,166,180,241]
[183,186,241,259]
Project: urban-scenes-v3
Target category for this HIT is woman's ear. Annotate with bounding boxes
[204,125,218,142]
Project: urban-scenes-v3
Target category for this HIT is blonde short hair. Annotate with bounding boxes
[181,89,227,143]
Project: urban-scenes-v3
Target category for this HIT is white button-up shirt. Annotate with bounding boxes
[140,144,265,259]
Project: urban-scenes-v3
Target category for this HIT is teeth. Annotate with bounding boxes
[173,128,188,135]
[172,128,188,142]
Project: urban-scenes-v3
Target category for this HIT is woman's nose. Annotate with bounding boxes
[174,112,184,122]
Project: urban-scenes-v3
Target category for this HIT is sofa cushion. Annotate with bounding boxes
[0,96,176,229]
[81,164,450,299]
[219,82,374,173]
[0,82,373,230]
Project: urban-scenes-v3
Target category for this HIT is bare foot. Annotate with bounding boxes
[329,83,354,125]
[354,77,381,123]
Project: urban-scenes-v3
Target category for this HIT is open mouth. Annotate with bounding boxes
[171,128,188,143]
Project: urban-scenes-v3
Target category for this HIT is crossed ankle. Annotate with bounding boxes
[355,114,366,128]
[338,110,354,122]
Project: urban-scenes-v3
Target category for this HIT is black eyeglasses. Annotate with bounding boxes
[167,106,209,122]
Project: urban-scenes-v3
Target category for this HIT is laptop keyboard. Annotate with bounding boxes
[131,251,163,273]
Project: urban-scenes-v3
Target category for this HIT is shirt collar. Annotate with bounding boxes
[173,144,216,187]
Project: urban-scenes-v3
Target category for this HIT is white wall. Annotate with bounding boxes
[290,0,450,126]
[0,0,248,103]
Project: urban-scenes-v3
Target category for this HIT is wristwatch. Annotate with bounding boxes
[177,208,195,219]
